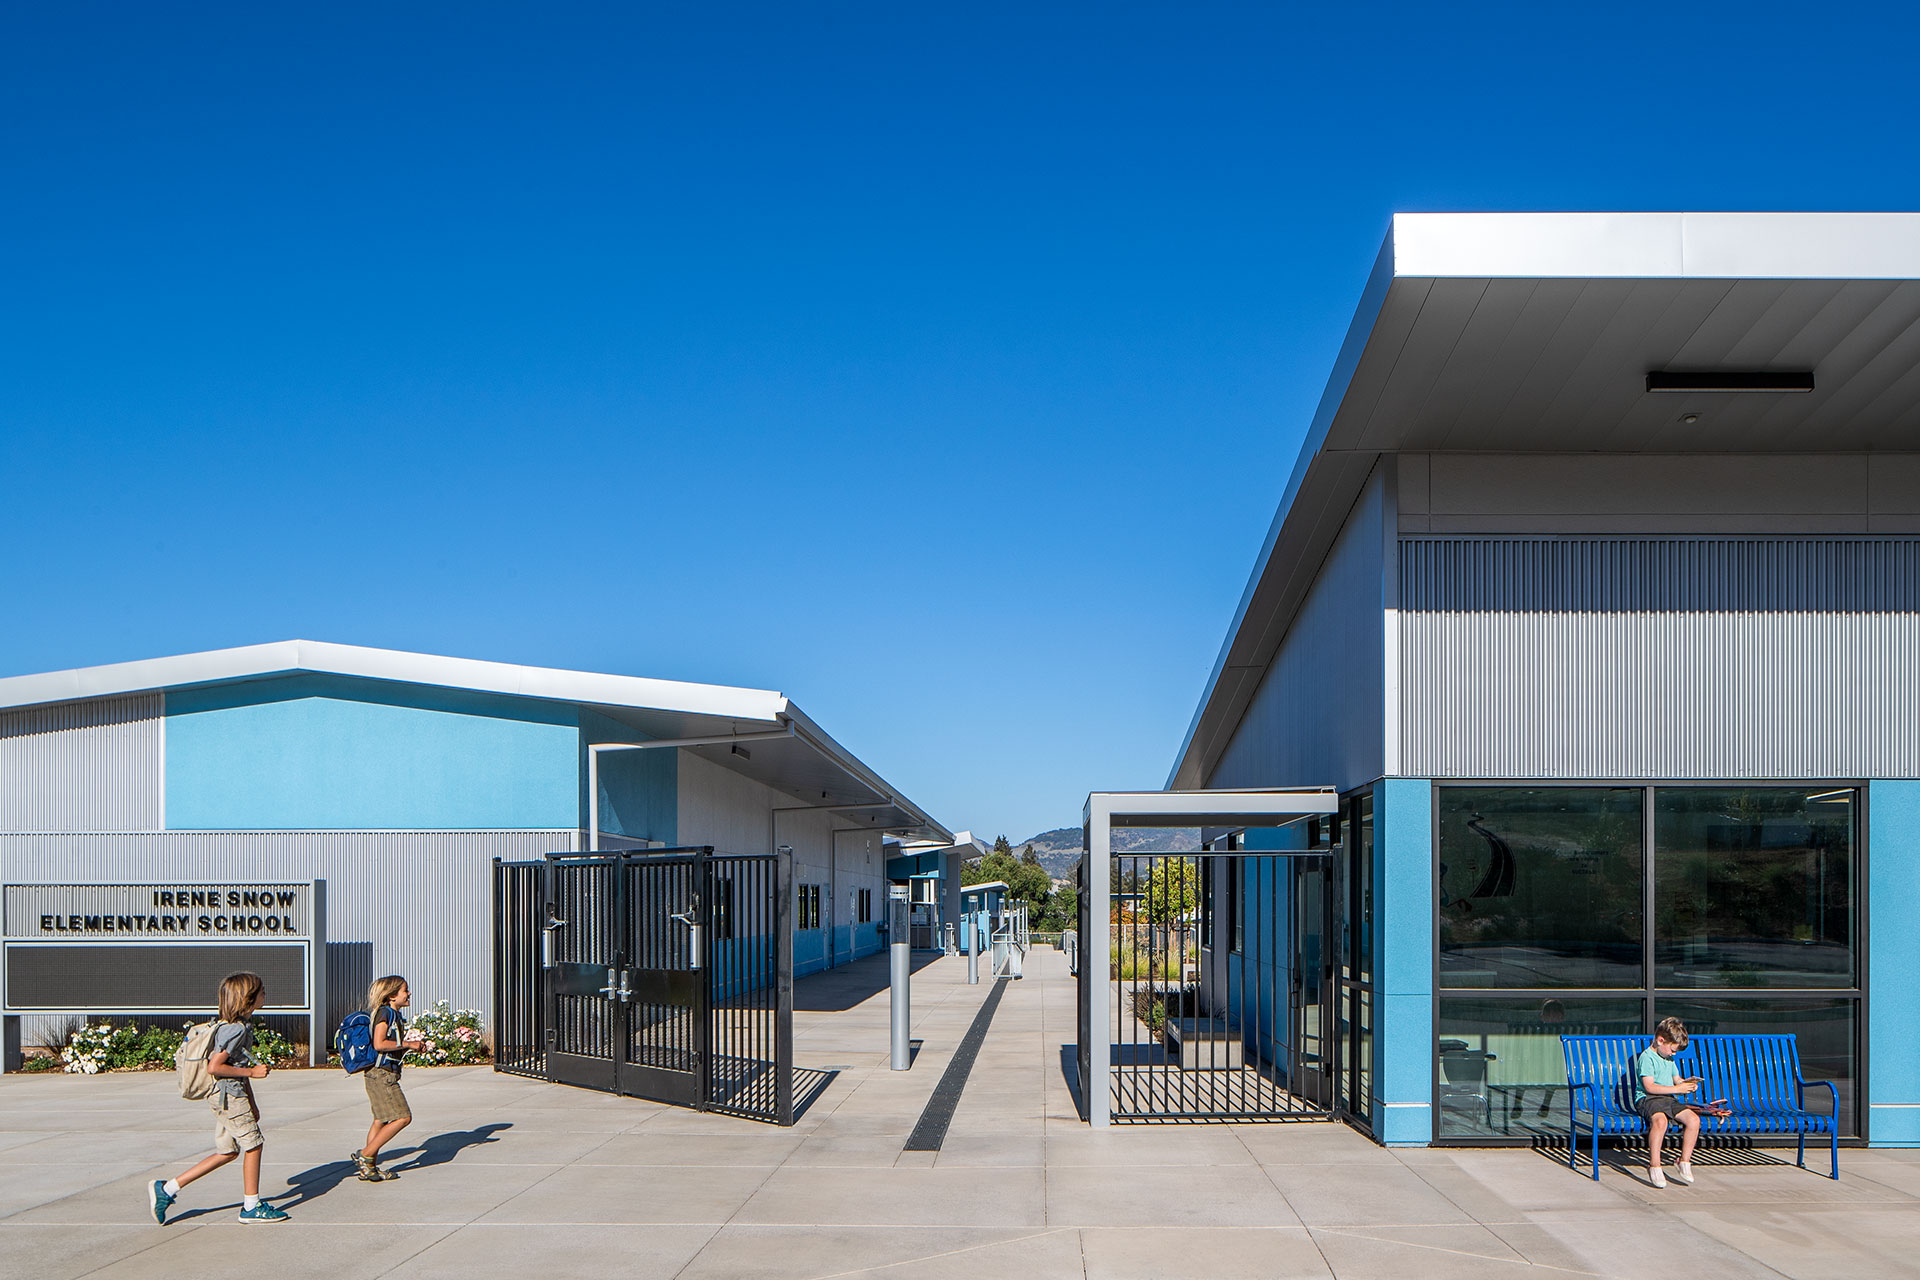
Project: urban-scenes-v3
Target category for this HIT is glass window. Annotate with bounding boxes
[1439,788,1644,989]
[1436,996,1645,1138]
[1654,997,1857,1136]
[1654,788,1855,989]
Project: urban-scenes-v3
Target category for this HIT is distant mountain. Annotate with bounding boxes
[1012,826,1204,879]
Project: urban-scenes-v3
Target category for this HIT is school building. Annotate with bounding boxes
[0,640,950,1044]
[1167,213,1920,1147]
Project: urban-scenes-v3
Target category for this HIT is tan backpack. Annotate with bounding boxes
[176,1020,220,1100]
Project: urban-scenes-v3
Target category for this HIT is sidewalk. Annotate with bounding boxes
[2,948,1915,1279]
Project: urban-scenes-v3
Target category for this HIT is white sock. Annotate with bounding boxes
[243,1195,259,1210]
[163,1180,181,1196]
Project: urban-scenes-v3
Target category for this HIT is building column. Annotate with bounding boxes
[1869,781,1920,1147]
[1376,778,1433,1145]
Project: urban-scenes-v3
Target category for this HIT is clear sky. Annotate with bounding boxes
[4,4,1917,843]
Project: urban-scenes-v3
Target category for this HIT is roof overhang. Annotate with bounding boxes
[0,640,950,842]
[1170,212,1920,790]
[1087,787,1339,830]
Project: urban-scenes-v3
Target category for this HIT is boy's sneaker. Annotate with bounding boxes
[1671,1162,1694,1186]
[238,1201,290,1223]
[1648,1167,1668,1188]
[147,1180,176,1225]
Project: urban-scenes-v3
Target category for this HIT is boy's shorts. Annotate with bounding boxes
[210,1091,264,1153]
[1635,1095,1690,1122]
[365,1065,411,1124]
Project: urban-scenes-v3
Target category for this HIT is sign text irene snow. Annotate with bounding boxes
[44,888,299,935]
[4,883,312,940]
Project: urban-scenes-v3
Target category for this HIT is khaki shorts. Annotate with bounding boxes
[365,1064,411,1124]
[211,1091,264,1154]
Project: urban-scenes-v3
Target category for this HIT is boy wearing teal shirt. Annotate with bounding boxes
[1636,1017,1731,1188]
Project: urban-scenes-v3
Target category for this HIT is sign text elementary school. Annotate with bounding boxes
[4,883,313,938]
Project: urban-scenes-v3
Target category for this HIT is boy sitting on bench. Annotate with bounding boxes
[1636,1016,1732,1188]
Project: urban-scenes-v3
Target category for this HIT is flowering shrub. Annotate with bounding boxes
[404,1001,489,1066]
[63,1021,185,1073]
[62,1019,298,1073]
[249,1023,299,1066]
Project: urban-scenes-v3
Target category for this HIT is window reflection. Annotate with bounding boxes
[1654,997,1856,1136]
[1438,788,1644,988]
[1436,996,1644,1137]
[1655,788,1854,989]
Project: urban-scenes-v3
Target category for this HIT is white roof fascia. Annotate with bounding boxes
[1391,212,1920,280]
[0,639,789,723]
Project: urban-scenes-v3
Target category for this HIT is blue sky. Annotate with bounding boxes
[4,4,1916,842]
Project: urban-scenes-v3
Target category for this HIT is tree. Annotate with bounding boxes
[1144,858,1200,926]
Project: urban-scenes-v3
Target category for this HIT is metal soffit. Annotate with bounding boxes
[1169,213,1920,790]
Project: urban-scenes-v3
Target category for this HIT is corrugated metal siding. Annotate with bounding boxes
[1206,475,1387,794]
[0,830,570,1040]
[1399,536,1920,779]
[0,695,162,832]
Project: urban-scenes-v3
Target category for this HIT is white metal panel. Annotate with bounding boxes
[0,695,162,832]
[1398,536,1920,778]
[1392,213,1920,281]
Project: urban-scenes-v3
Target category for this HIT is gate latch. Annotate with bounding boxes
[669,909,705,971]
[541,912,569,971]
[597,967,620,1000]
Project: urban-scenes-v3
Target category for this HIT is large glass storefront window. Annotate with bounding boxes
[1434,785,1861,1141]
[1654,788,1855,989]
[1438,788,1643,988]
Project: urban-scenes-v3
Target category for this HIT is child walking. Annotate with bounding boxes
[353,974,415,1182]
[148,971,289,1224]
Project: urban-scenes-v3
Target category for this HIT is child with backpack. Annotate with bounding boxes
[148,971,289,1224]
[352,974,416,1182]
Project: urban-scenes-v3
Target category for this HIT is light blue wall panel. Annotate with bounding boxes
[1869,780,1920,1146]
[1378,778,1434,1144]
[579,709,677,844]
[167,676,580,831]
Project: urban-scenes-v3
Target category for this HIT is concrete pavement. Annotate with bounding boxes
[3,947,1916,1279]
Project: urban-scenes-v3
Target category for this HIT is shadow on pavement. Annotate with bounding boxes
[389,1121,513,1171]
[794,951,944,1012]
[1057,1045,1085,1119]
[793,1068,839,1120]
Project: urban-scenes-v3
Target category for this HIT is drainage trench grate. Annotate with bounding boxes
[901,978,1009,1152]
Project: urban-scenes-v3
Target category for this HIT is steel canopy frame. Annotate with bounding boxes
[1080,788,1339,1127]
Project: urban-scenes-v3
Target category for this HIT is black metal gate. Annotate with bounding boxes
[491,847,795,1124]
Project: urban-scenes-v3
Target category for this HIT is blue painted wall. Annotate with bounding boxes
[1225,826,1305,1074]
[1377,778,1434,1145]
[579,709,677,844]
[166,676,580,830]
[1869,780,1920,1146]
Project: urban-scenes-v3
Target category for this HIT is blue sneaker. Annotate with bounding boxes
[238,1201,289,1223]
[147,1180,176,1225]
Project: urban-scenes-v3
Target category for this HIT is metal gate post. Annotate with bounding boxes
[774,843,796,1126]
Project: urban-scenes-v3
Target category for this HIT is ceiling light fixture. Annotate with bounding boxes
[1680,413,1700,424]
[1647,371,1814,394]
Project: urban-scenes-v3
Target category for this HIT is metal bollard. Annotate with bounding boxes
[889,885,911,1070]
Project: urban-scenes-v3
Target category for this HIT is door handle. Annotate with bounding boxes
[669,908,705,970]
[597,967,619,999]
[541,915,569,970]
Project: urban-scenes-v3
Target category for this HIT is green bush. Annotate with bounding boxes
[250,1023,298,1066]
[64,1021,184,1073]
[19,1053,62,1073]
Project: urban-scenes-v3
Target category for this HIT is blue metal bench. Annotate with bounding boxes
[1561,1034,1838,1180]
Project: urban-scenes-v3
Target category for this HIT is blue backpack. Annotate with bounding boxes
[335,1011,376,1074]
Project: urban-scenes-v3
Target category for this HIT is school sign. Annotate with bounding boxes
[1,881,328,1070]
